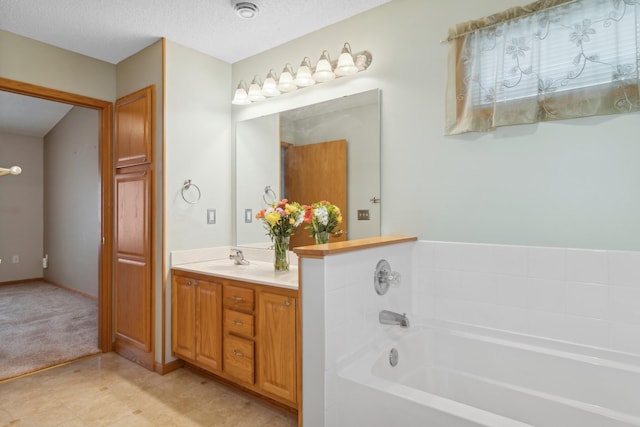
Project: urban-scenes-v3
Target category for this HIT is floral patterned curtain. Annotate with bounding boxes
[445,0,640,135]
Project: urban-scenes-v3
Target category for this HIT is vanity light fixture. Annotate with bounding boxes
[294,57,315,87]
[231,42,372,105]
[312,50,336,82]
[277,64,298,93]
[231,81,250,105]
[261,69,281,97]
[248,75,266,102]
[335,42,359,76]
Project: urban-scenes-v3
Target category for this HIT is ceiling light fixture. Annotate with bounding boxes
[234,1,259,19]
[232,43,372,105]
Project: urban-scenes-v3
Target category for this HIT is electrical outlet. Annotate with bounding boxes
[207,209,216,224]
[12,255,19,263]
[357,210,370,221]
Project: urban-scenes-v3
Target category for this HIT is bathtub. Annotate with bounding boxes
[336,320,640,427]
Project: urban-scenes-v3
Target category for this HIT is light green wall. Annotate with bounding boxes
[164,40,232,361]
[232,0,640,251]
[0,29,116,101]
[115,40,166,362]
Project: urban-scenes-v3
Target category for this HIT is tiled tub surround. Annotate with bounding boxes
[298,239,640,426]
[413,241,640,354]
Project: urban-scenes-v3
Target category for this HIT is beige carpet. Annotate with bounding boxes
[0,281,100,381]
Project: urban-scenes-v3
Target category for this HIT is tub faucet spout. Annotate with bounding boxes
[379,310,410,328]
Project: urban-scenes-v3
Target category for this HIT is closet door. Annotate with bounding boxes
[113,85,154,370]
[114,166,153,369]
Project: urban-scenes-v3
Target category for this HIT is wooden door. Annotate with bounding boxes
[172,275,196,360]
[114,167,153,369]
[257,291,297,404]
[196,279,223,372]
[115,87,153,168]
[284,139,347,248]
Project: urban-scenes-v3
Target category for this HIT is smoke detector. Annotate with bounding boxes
[234,2,259,19]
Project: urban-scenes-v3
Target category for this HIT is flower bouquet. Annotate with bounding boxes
[303,200,343,244]
[256,199,304,271]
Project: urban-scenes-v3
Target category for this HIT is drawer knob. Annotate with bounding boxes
[232,349,244,358]
[232,320,243,326]
[232,296,245,302]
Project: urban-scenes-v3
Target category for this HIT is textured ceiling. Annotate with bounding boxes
[0,0,390,137]
[0,0,391,64]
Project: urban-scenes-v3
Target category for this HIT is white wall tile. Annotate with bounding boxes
[525,278,566,313]
[609,286,640,325]
[608,251,640,288]
[458,243,493,273]
[527,247,566,280]
[432,242,462,271]
[494,274,529,309]
[566,249,608,284]
[492,245,528,276]
[565,282,609,320]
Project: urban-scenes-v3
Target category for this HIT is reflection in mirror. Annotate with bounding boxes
[235,89,381,247]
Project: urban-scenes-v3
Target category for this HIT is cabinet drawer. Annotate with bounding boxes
[224,335,254,384]
[223,285,254,312]
[224,309,254,338]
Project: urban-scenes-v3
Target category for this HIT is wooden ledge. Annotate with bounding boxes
[293,235,417,258]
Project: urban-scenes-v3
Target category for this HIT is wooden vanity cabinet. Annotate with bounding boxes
[171,274,222,372]
[257,290,298,404]
[171,269,299,411]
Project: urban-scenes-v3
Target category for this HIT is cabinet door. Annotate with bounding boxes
[196,280,223,372]
[257,291,297,403]
[115,86,153,168]
[172,275,196,360]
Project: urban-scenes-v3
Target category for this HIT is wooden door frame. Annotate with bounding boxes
[0,77,113,352]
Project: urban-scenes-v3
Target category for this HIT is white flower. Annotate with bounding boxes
[314,206,329,226]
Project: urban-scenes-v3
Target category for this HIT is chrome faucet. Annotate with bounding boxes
[379,310,410,328]
[229,249,249,265]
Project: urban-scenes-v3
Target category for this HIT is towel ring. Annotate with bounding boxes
[181,179,201,204]
[262,185,277,205]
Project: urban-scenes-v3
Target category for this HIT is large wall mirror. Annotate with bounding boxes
[235,89,381,247]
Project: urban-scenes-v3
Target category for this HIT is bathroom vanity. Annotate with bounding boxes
[171,258,299,414]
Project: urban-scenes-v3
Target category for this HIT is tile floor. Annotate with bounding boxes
[0,353,297,427]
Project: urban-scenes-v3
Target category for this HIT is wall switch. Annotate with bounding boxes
[12,255,19,263]
[207,209,216,224]
[357,210,370,221]
[245,209,253,223]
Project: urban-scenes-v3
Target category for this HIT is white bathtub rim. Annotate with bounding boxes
[419,317,640,372]
[338,335,534,427]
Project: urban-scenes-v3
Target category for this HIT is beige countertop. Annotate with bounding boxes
[172,258,298,290]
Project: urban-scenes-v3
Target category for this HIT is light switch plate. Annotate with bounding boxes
[357,210,370,220]
[207,209,216,224]
[245,209,253,223]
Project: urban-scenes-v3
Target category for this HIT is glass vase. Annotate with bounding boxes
[273,235,290,272]
[314,231,330,245]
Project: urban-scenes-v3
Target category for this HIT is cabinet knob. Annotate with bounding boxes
[232,320,243,326]
[232,295,245,302]
[284,300,291,307]
[232,349,244,358]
